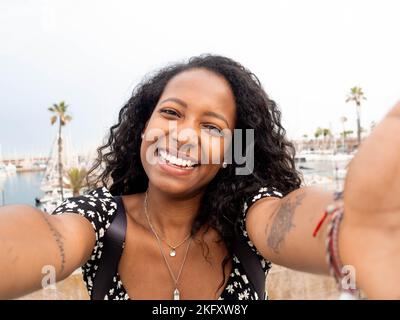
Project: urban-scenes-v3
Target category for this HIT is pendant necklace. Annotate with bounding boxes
[162,233,191,257]
[144,190,192,300]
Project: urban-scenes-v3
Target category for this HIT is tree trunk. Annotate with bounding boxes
[58,119,64,201]
[356,104,361,147]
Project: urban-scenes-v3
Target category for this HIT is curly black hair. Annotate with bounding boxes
[87,54,302,292]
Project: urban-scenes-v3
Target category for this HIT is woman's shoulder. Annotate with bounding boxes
[54,186,116,211]
[238,186,284,273]
[53,186,118,235]
[242,186,283,216]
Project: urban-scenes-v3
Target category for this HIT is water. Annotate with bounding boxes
[297,159,350,191]
[0,171,44,206]
[298,159,348,177]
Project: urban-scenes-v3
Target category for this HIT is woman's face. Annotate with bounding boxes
[140,68,236,197]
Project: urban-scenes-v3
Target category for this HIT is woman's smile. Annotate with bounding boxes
[156,147,201,177]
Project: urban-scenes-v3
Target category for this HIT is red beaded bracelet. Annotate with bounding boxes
[325,205,345,285]
[313,192,358,296]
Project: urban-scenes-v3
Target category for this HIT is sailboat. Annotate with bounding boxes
[36,135,73,213]
[0,164,7,179]
[0,144,17,177]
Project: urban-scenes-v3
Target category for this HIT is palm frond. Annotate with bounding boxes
[59,101,68,112]
[66,167,87,195]
[64,115,72,122]
[50,115,57,125]
[49,101,72,126]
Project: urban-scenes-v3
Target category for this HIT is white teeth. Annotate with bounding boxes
[158,149,196,168]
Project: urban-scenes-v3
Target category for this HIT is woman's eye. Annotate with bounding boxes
[160,109,180,117]
[203,124,223,136]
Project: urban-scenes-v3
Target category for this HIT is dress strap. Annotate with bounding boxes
[92,196,127,300]
[233,233,266,299]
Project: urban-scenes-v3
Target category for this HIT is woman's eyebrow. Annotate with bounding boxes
[160,97,188,108]
[203,111,229,127]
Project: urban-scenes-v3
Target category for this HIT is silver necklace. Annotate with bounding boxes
[151,225,191,257]
[144,190,192,300]
[162,234,191,257]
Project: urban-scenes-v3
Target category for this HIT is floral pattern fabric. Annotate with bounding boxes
[53,186,283,300]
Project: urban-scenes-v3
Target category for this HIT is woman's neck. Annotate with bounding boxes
[145,184,204,242]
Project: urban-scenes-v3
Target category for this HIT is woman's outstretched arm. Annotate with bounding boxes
[246,186,334,275]
[0,205,95,299]
[247,101,400,298]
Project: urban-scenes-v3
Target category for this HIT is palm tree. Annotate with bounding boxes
[346,87,367,147]
[65,167,87,197]
[314,127,332,149]
[340,130,354,138]
[314,127,324,149]
[322,128,331,138]
[314,127,323,139]
[322,128,332,149]
[48,101,72,201]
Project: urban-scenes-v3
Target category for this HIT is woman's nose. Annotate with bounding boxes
[169,122,199,150]
[169,119,197,140]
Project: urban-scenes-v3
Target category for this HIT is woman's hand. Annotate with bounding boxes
[340,101,400,299]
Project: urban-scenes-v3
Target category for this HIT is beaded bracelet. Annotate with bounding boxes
[313,192,357,294]
[312,191,343,238]
[325,204,345,285]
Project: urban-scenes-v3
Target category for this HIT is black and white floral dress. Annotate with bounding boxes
[53,186,283,300]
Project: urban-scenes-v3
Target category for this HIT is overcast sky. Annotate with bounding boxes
[1,0,399,159]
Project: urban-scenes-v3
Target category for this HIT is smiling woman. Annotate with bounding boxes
[73,56,301,300]
[1,54,400,300]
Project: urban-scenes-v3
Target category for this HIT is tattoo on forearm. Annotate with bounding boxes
[266,193,306,254]
[41,214,66,274]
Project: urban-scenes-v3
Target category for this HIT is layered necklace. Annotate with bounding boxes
[144,190,192,300]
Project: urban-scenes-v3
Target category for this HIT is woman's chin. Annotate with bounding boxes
[145,170,207,198]
[150,181,197,197]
